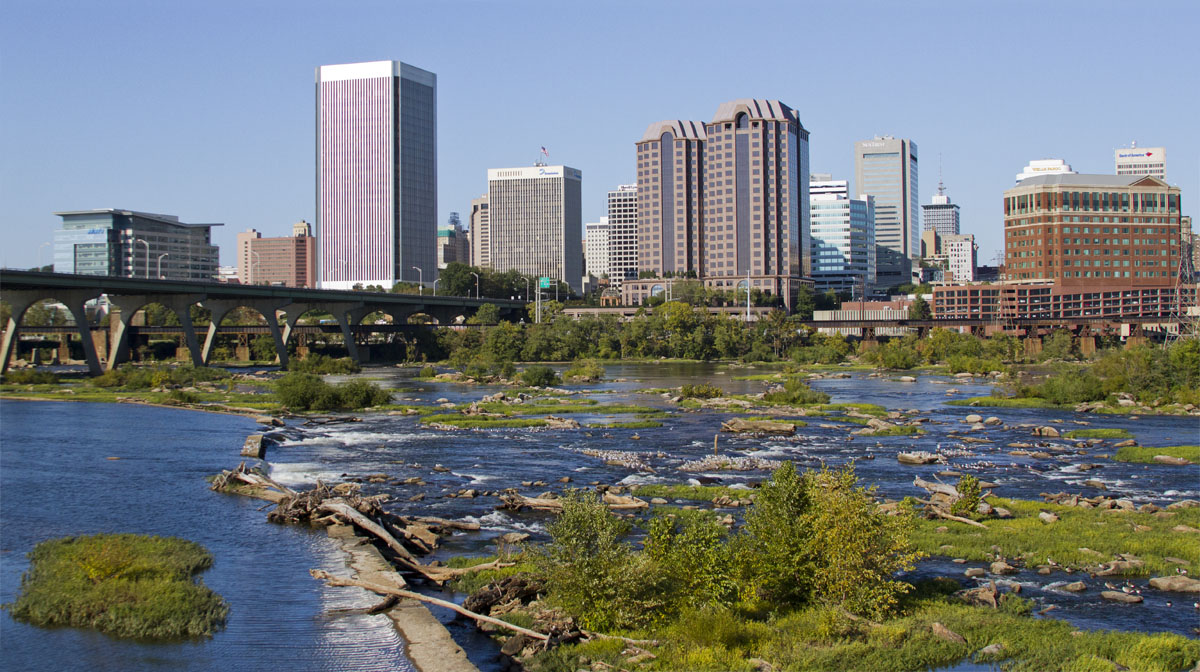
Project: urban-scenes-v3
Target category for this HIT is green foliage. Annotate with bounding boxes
[466,303,501,325]
[250,335,277,361]
[858,425,924,437]
[274,372,391,411]
[791,332,853,365]
[562,359,605,382]
[420,414,547,429]
[680,383,724,399]
[1064,428,1134,439]
[89,365,231,390]
[416,365,437,378]
[945,355,1004,375]
[644,511,737,611]
[762,378,831,406]
[1039,329,1077,361]
[287,354,361,374]
[862,337,922,370]
[950,474,981,518]
[520,365,560,387]
[1033,370,1106,404]
[1113,445,1199,464]
[5,534,227,639]
[2,369,60,384]
[532,491,664,631]
[908,295,931,320]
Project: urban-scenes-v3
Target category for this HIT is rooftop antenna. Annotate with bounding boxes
[937,153,945,196]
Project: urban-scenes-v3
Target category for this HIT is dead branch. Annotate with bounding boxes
[310,569,549,641]
[408,516,482,531]
[913,476,959,498]
[925,505,988,528]
[580,630,660,647]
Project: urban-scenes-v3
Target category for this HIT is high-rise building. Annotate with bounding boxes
[702,99,810,307]
[606,184,639,287]
[942,233,976,282]
[1180,215,1198,283]
[487,165,583,292]
[54,209,220,280]
[855,136,918,289]
[237,221,317,287]
[584,217,611,279]
[636,120,706,277]
[1115,143,1166,181]
[316,60,437,289]
[1016,159,1076,184]
[437,213,469,269]
[922,182,960,240]
[1003,174,1182,286]
[469,194,489,268]
[809,177,875,296]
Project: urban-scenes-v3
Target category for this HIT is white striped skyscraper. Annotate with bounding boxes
[316,61,436,289]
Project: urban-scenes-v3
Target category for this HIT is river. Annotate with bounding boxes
[2,362,1198,670]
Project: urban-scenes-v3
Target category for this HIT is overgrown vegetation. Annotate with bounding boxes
[419,414,547,429]
[274,372,391,411]
[912,496,1200,576]
[1,369,60,384]
[761,378,831,406]
[1064,428,1134,440]
[286,354,361,374]
[680,383,724,399]
[90,365,232,390]
[519,365,561,388]
[561,359,605,382]
[1113,445,1200,464]
[1013,340,1200,407]
[4,534,227,639]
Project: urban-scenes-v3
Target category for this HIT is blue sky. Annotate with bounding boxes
[2,0,1196,269]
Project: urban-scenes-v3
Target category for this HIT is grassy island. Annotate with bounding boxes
[5,533,228,640]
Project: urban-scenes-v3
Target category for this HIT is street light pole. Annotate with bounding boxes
[135,238,150,278]
[470,272,480,299]
[432,278,439,296]
[157,253,169,279]
[412,266,423,295]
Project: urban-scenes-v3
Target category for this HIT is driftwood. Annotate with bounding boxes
[310,569,550,641]
[411,516,482,531]
[913,476,960,498]
[924,503,988,528]
[499,491,649,512]
[319,500,419,562]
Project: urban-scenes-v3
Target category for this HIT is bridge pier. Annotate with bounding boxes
[106,294,206,370]
[2,289,103,376]
[200,299,289,366]
[280,301,366,365]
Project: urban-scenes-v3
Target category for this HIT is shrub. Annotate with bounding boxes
[274,372,390,411]
[287,354,361,374]
[951,474,982,518]
[5,534,227,639]
[1035,370,1105,404]
[562,359,605,382]
[275,372,326,410]
[2,369,59,384]
[644,511,736,612]
[334,380,392,409]
[680,383,723,399]
[417,365,437,379]
[532,491,665,631]
[762,377,831,406]
[520,365,560,388]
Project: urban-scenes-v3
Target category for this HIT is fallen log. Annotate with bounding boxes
[409,516,482,531]
[926,505,988,529]
[310,569,549,641]
[913,476,960,498]
[318,500,419,563]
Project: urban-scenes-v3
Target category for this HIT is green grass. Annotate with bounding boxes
[912,497,1200,576]
[1064,428,1134,440]
[446,555,537,596]
[587,420,664,429]
[419,414,548,429]
[522,581,1199,672]
[1113,445,1200,464]
[482,402,657,416]
[946,396,1065,409]
[630,483,749,502]
[859,425,925,437]
[4,534,227,640]
[741,416,808,427]
[820,403,888,416]
[838,416,873,426]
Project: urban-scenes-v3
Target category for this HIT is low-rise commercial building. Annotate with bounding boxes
[237,220,317,287]
[54,208,220,280]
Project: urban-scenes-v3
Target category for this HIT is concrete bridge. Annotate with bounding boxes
[1,270,524,375]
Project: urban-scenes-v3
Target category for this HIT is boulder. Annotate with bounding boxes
[1038,511,1060,524]
[897,451,939,465]
[1062,581,1087,592]
[1171,524,1200,534]
[1100,590,1143,604]
[496,532,530,545]
[1033,426,1060,437]
[1094,559,1145,576]
[1167,500,1200,510]
[1112,439,1138,448]
[965,567,986,578]
[931,622,966,644]
[254,415,284,427]
[896,376,917,383]
[964,414,983,424]
[721,417,796,436]
[979,643,1005,657]
[990,561,1018,575]
[1148,576,1200,593]
[1154,455,1193,466]
[984,416,1003,426]
[241,434,267,458]
[1083,479,1107,490]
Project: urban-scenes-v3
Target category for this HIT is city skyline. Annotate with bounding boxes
[2,1,1197,272]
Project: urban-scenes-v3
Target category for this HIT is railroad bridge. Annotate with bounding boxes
[1,270,523,375]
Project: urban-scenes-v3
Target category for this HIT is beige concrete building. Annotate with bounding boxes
[1003,174,1182,287]
[855,136,918,289]
[1115,143,1165,181]
[487,165,583,292]
[468,193,489,268]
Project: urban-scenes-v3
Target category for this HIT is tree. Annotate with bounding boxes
[466,303,500,325]
[908,295,931,320]
[794,284,816,320]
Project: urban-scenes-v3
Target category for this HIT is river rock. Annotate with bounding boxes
[1033,426,1060,437]
[1094,559,1145,576]
[965,567,986,578]
[1100,590,1143,604]
[254,415,284,427]
[990,561,1018,575]
[984,416,1003,426]
[964,414,983,424]
[897,451,939,465]
[1062,581,1087,592]
[1154,455,1193,466]
[979,643,1005,657]
[241,433,267,458]
[1167,500,1200,510]
[931,622,966,644]
[650,497,668,505]
[1148,576,1200,592]
[1039,511,1059,523]
[1083,479,1107,490]
[497,532,530,545]
[1171,524,1200,534]
[1112,439,1138,448]
[993,507,1013,519]
[896,376,916,383]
